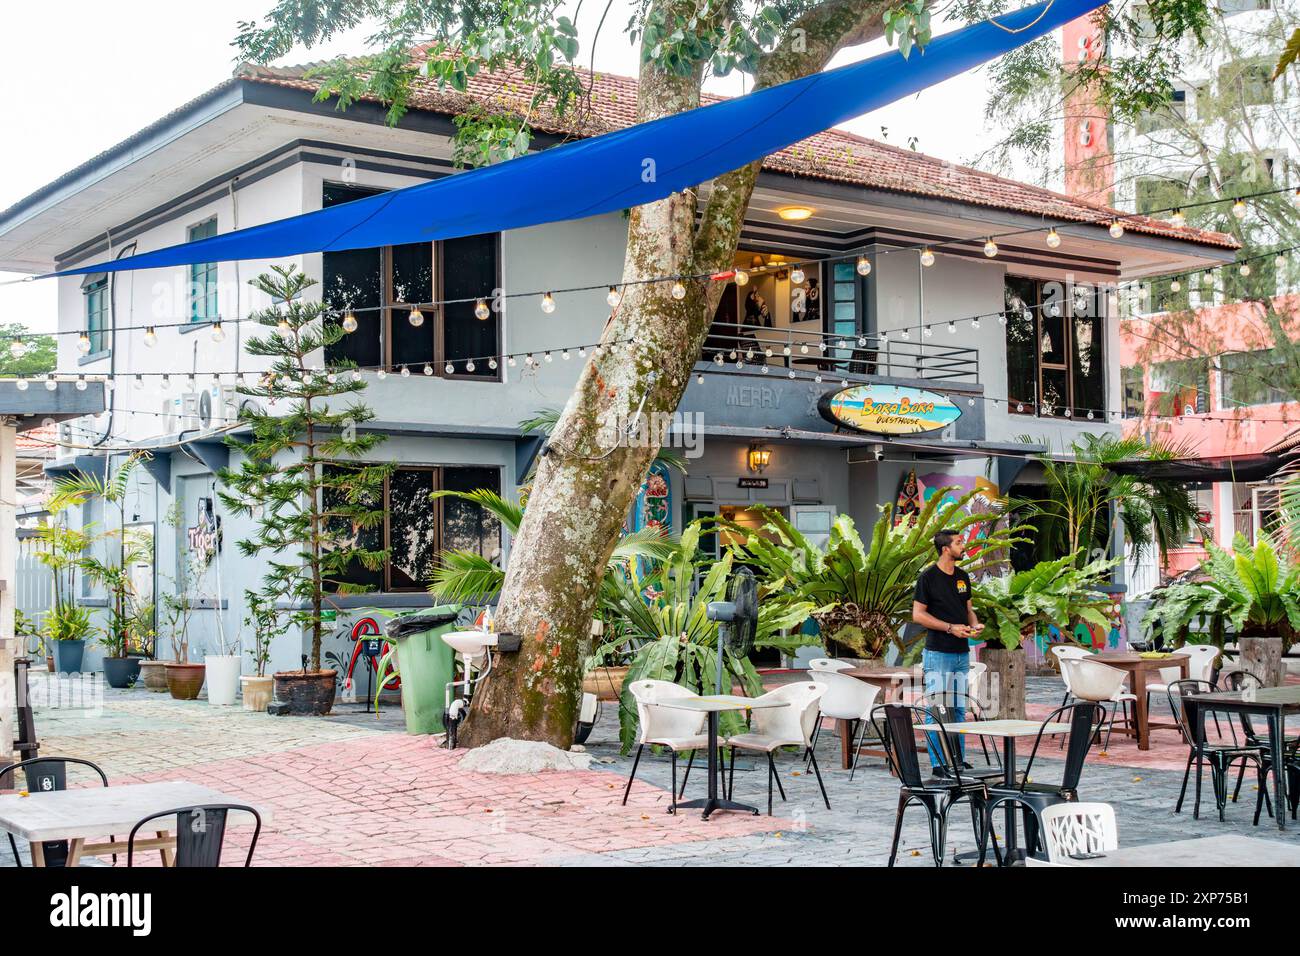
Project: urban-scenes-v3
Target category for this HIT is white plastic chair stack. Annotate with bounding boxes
[1039,802,1118,864]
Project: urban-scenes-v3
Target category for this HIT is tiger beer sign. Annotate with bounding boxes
[819,384,962,436]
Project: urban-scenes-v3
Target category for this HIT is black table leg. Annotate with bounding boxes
[1194,702,1205,820]
[1003,738,1020,863]
[1271,710,1286,832]
[675,710,761,819]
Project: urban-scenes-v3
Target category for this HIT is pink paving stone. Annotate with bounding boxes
[108,732,779,866]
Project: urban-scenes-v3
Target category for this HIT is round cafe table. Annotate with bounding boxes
[658,694,789,820]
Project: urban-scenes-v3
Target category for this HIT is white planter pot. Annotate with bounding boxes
[205,655,242,706]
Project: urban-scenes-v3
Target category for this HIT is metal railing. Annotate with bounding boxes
[698,322,980,384]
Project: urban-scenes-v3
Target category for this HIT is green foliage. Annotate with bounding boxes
[1275,27,1300,79]
[44,603,94,644]
[1142,534,1300,652]
[732,488,1027,659]
[1011,434,1202,569]
[972,551,1119,650]
[592,523,770,752]
[243,588,282,677]
[217,265,392,672]
[48,454,153,658]
[0,323,56,376]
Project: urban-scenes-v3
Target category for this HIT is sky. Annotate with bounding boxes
[0,1,1027,335]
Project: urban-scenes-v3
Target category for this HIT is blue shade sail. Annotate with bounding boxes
[51,0,1102,278]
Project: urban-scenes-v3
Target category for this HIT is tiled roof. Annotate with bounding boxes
[237,58,1238,250]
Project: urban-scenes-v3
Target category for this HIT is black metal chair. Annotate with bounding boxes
[915,691,1003,780]
[980,702,1100,865]
[0,756,110,868]
[127,804,263,867]
[875,703,992,867]
[1168,678,1269,822]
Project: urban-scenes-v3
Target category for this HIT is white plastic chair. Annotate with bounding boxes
[725,682,830,815]
[810,670,882,779]
[968,660,989,710]
[807,658,854,673]
[1062,657,1135,749]
[1039,802,1118,864]
[1050,644,1091,707]
[621,680,710,813]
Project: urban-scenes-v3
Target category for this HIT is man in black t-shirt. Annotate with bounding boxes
[911,528,985,775]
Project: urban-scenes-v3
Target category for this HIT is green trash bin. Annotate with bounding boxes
[386,606,461,735]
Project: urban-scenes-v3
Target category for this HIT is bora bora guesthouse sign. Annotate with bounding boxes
[819,384,962,436]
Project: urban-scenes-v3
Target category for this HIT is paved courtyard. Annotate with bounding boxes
[4,670,1300,866]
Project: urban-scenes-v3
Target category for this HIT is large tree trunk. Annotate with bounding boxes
[459,0,888,748]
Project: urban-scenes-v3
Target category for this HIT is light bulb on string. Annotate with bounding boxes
[351,370,362,383]
[376,368,388,380]
[972,316,981,330]
[697,373,705,384]
[488,358,498,370]
[9,338,25,360]
[134,374,144,390]
[920,248,935,267]
[466,360,476,372]
[144,326,157,347]
[1170,208,1186,229]
[76,333,91,355]
[326,371,336,384]
[400,365,410,378]
[44,375,57,391]
[210,321,225,343]
[923,325,933,338]
[277,314,291,333]
[947,321,956,334]
[671,280,687,300]
[342,311,358,333]
[1170,279,1181,293]
[1231,198,1247,220]
[541,292,556,314]
[1276,254,1288,271]
[1240,263,1252,277]
[734,269,749,286]
[474,299,490,321]
[1045,228,1061,249]
[983,238,998,258]
[1201,269,1213,286]
[544,351,553,363]
[507,356,517,367]
[1109,220,1125,239]
[160,374,171,391]
[856,256,872,276]
[408,307,425,327]
[605,287,621,308]
[790,267,805,284]
[74,376,86,391]
[561,349,571,360]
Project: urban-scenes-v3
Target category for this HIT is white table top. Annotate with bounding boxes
[658,694,789,713]
[0,781,268,842]
[921,719,1071,737]
[1028,835,1300,867]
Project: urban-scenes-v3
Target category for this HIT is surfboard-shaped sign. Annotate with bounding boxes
[819,383,962,436]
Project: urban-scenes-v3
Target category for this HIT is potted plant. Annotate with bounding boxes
[45,603,94,674]
[241,589,279,712]
[972,552,1119,718]
[218,265,393,716]
[1141,534,1298,687]
[733,488,1024,662]
[15,609,49,672]
[160,570,205,700]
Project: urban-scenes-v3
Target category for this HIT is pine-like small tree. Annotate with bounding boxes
[218,265,392,675]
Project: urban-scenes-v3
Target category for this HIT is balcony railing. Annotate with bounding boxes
[698,322,979,384]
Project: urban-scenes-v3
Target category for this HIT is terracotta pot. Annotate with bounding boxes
[164,662,207,701]
[241,675,274,713]
[272,670,337,716]
[139,660,169,692]
[582,665,630,702]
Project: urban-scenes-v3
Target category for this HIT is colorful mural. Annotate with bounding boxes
[909,472,1002,555]
[1025,592,1128,667]
[631,460,672,534]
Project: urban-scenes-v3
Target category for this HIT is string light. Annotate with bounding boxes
[15,378,27,391]
[920,248,936,267]
[277,314,291,333]
[76,333,91,355]
[342,311,358,333]
[44,374,56,391]
[1231,198,1247,220]
[1045,228,1061,249]
[541,292,556,314]
[144,326,157,347]
[8,338,25,359]
[605,287,621,308]
[210,321,225,343]
[400,365,410,378]
[1108,221,1125,239]
[734,269,749,286]
[1170,209,1186,229]
[474,299,490,320]
[983,238,998,258]
[671,280,687,300]
[408,307,425,327]
[856,256,872,276]
[790,267,805,284]
[1239,263,1251,277]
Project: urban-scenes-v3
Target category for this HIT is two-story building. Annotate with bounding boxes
[0,60,1236,675]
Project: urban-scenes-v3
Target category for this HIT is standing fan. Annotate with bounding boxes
[708,567,758,695]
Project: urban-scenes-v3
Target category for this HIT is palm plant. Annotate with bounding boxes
[1141,534,1300,652]
[1011,433,1202,569]
[972,551,1120,651]
[426,487,680,605]
[594,523,812,751]
[731,489,1026,660]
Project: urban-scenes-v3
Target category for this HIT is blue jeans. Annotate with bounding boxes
[922,649,969,769]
